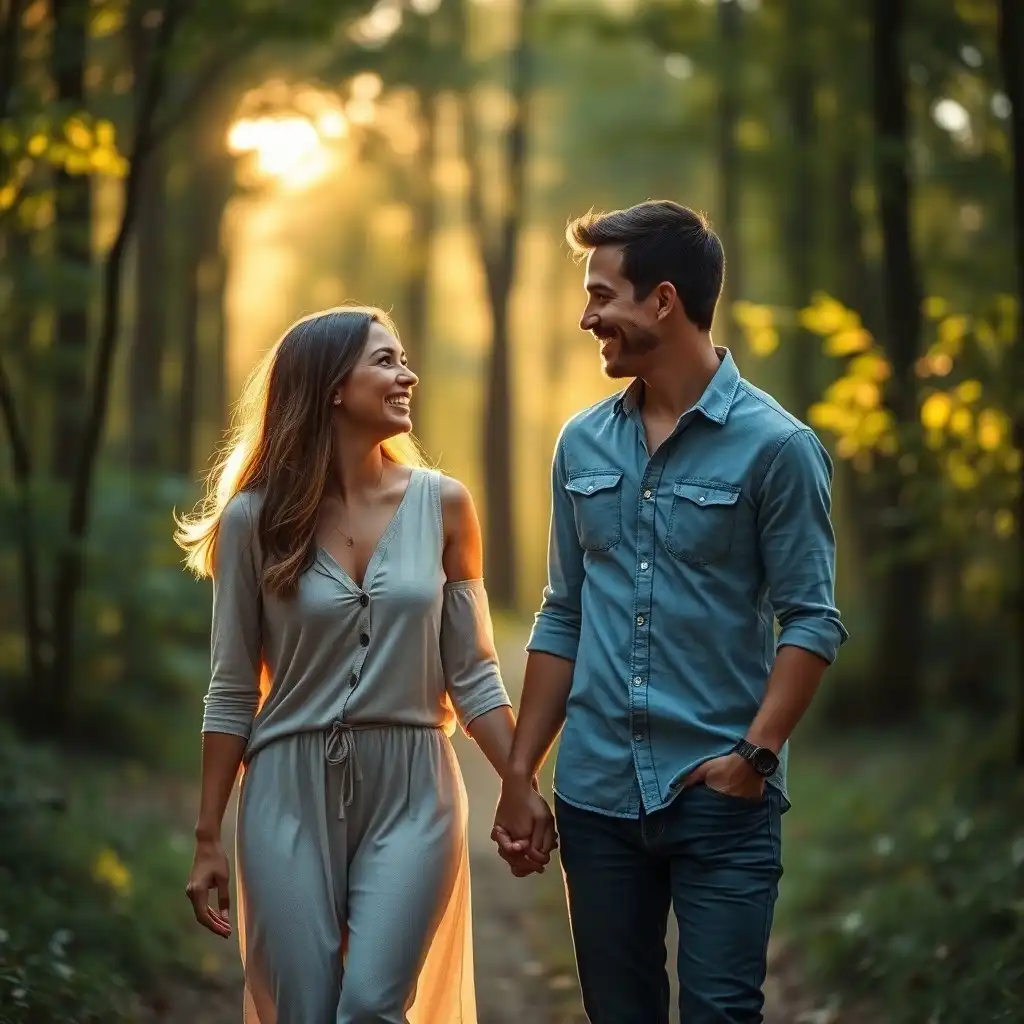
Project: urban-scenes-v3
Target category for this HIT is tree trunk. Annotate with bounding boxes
[997,0,1024,765]
[865,0,928,723]
[462,0,533,610]
[50,0,93,482]
[403,91,440,440]
[129,143,167,473]
[715,0,743,356]
[782,0,816,417]
[47,1,183,735]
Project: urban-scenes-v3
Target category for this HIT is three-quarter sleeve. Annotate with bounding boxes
[439,578,511,734]
[202,492,263,739]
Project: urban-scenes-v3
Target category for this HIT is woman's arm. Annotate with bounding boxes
[439,475,514,774]
[187,494,262,937]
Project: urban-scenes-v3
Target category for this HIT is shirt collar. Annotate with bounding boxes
[613,346,741,425]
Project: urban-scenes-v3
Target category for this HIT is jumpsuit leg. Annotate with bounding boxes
[236,734,347,1024]
[337,727,468,1024]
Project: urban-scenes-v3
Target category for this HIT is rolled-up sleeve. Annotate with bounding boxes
[202,493,262,738]
[526,432,584,661]
[440,578,512,734]
[758,428,848,664]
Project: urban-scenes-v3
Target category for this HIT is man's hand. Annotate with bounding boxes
[684,752,765,800]
[492,774,557,876]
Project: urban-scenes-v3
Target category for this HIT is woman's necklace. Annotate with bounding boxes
[330,461,385,547]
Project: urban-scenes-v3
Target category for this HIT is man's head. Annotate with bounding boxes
[566,200,725,379]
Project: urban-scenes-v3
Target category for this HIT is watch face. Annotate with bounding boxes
[752,748,778,776]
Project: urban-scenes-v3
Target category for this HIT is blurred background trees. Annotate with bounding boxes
[1,0,1022,1020]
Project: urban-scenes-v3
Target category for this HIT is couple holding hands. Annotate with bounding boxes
[178,199,846,1024]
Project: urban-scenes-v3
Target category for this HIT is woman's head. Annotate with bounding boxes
[175,305,426,595]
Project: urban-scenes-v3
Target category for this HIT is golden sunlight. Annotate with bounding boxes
[227,113,340,191]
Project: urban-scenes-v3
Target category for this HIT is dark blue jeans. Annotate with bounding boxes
[555,784,784,1024]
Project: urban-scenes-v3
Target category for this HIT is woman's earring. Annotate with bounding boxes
[332,396,342,406]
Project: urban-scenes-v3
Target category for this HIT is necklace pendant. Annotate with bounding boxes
[345,537,354,547]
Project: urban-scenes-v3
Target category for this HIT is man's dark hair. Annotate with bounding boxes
[566,200,725,331]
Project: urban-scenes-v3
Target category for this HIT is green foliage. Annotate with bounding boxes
[0,727,203,1023]
[0,471,210,766]
[779,734,1024,1022]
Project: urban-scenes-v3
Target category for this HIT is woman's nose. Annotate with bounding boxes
[399,365,419,386]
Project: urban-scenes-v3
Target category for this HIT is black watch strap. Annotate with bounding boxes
[733,739,779,777]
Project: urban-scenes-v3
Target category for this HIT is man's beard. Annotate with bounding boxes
[597,320,660,376]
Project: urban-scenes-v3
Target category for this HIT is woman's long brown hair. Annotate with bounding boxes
[174,305,427,598]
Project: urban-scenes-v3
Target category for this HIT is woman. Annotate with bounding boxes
[175,306,543,1023]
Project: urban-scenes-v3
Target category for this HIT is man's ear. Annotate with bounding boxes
[654,281,679,321]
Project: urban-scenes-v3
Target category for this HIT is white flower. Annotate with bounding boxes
[954,818,973,841]
[53,962,75,981]
[872,835,894,856]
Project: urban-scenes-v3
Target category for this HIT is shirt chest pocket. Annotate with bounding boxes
[665,480,741,566]
[565,472,623,552]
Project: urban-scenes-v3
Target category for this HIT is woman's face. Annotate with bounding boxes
[332,321,418,438]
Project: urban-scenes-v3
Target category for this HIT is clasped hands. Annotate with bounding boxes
[490,753,764,877]
[491,774,558,877]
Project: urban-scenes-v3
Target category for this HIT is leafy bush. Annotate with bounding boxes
[779,730,1024,1023]
[0,727,205,1023]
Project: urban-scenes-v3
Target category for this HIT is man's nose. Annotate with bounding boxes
[580,310,599,332]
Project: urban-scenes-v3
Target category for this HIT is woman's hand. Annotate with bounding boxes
[185,839,232,938]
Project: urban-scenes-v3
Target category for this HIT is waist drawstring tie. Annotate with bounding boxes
[325,719,363,820]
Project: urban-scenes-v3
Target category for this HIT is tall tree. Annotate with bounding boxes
[715,0,743,354]
[50,0,93,481]
[865,0,929,721]
[997,0,1024,764]
[461,0,535,609]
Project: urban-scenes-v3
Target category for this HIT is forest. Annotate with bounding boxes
[1,0,1022,1021]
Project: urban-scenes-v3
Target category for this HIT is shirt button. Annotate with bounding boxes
[359,632,370,647]
[634,732,643,741]
[643,489,652,499]
[640,561,649,570]
[633,676,642,686]
[586,484,594,492]
[636,615,644,626]
[699,494,706,503]
[359,593,369,607]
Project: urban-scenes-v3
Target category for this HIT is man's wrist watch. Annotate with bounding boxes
[732,739,779,778]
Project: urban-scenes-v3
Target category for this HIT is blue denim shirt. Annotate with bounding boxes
[527,348,847,816]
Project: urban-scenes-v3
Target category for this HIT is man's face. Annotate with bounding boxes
[579,246,662,379]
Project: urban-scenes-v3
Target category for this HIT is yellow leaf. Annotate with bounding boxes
[63,151,92,175]
[955,379,982,403]
[65,117,93,150]
[733,300,773,332]
[90,7,125,37]
[0,184,16,210]
[949,407,973,436]
[937,315,968,350]
[92,847,133,896]
[993,509,1016,539]
[824,328,872,357]
[976,408,1008,451]
[808,402,841,432]
[95,119,116,148]
[920,393,952,431]
[26,133,47,156]
[849,351,891,382]
[749,327,779,357]
[800,295,858,337]
[836,436,859,460]
[854,380,881,408]
[923,296,948,319]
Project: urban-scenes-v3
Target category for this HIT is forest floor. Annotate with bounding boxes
[147,622,837,1024]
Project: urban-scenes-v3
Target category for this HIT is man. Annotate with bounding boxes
[492,200,847,1023]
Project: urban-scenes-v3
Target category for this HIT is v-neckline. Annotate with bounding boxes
[316,469,419,594]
